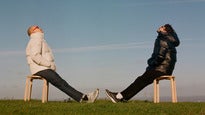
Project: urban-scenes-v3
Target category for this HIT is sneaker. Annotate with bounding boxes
[105,89,122,103]
[86,89,99,103]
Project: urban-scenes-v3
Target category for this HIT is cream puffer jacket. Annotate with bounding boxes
[26,32,56,74]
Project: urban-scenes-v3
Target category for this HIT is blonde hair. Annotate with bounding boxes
[27,25,40,36]
[27,26,33,36]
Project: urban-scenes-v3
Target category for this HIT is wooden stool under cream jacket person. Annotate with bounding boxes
[26,25,99,103]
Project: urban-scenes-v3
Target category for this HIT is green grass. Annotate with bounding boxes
[0,100,205,115]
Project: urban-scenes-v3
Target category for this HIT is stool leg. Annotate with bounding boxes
[173,78,177,103]
[170,78,175,103]
[28,79,33,101]
[42,79,49,103]
[24,77,29,101]
[154,79,157,103]
[156,80,160,103]
[45,81,49,102]
[42,79,45,103]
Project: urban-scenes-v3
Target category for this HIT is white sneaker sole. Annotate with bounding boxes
[105,90,117,103]
[88,89,99,103]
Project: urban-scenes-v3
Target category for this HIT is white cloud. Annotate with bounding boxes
[53,42,151,53]
[0,42,151,56]
[0,50,24,57]
[161,0,205,4]
[118,0,205,7]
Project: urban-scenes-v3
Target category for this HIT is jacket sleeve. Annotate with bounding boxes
[148,39,168,66]
[29,38,51,67]
[168,33,180,47]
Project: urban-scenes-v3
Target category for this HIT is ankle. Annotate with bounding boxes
[116,92,123,99]
[82,95,88,101]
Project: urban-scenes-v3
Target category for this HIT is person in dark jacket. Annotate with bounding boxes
[105,24,180,103]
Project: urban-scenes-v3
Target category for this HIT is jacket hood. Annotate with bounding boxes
[167,33,180,47]
[158,31,180,47]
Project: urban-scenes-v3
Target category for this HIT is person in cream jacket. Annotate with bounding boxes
[26,25,99,103]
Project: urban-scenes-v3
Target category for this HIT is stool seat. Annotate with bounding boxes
[24,75,49,103]
[153,75,177,103]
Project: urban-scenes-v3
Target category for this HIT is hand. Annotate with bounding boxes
[50,63,56,71]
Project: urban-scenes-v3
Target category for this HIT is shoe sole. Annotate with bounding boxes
[105,89,117,103]
[89,89,99,103]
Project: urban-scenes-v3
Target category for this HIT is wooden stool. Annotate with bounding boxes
[153,75,177,103]
[24,75,49,103]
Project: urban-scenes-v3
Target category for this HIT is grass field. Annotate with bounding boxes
[0,99,205,115]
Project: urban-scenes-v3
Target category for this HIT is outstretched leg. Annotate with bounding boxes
[121,70,165,101]
[34,69,84,102]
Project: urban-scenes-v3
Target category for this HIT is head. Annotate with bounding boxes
[157,24,175,34]
[164,24,175,34]
[27,25,44,36]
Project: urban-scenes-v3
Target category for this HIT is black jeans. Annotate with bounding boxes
[121,70,166,101]
[34,69,83,102]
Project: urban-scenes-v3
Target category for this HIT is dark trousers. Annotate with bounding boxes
[121,70,166,100]
[34,69,83,102]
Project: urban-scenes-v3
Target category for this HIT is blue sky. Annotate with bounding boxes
[0,0,205,101]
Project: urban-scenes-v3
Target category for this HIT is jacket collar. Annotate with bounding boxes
[30,32,44,40]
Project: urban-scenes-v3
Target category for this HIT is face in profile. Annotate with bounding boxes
[28,25,44,36]
[157,26,166,33]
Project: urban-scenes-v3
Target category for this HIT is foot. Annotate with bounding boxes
[86,89,99,103]
[105,89,123,103]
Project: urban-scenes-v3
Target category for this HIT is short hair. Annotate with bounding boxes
[164,24,175,34]
[27,26,33,36]
[27,25,39,36]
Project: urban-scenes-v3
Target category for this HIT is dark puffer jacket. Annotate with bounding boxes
[146,31,180,75]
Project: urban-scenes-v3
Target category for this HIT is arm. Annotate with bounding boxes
[29,38,51,67]
[148,38,168,66]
